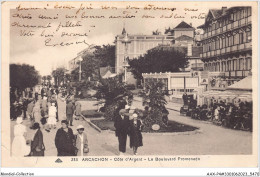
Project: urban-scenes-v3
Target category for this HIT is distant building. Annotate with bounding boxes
[68,45,96,73]
[115,21,202,85]
[198,6,252,89]
[115,29,174,84]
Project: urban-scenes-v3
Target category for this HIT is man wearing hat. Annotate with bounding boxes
[114,108,131,155]
[75,125,88,156]
[66,99,75,126]
[55,120,75,156]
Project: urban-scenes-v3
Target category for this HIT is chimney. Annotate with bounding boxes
[190,23,192,27]
[222,7,227,13]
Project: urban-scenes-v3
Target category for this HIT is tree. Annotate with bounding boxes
[10,64,40,90]
[141,80,168,129]
[94,45,115,68]
[47,75,52,85]
[52,67,66,86]
[71,44,116,82]
[128,47,188,80]
[42,76,47,84]
[95,76,133,121]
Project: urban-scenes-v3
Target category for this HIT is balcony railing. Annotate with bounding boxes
[202,42,252,58]
[201,16,252,41]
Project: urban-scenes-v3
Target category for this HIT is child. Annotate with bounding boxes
[75,125,88,156]
[128,113,143,155]
[47,102,57,131]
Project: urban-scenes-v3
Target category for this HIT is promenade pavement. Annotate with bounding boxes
[10,96,252,156]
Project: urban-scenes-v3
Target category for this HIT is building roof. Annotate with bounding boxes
[175,35,193,41]
[210,9,223,18]
[174,21,193,29]
[198,6,251,29]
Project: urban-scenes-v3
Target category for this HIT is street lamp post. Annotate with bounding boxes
[121,33,131,83]
[78,57,83,82]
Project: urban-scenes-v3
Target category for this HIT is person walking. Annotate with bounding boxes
[12,117,31,157]
[41,87,45,99]
[75,125,88,156]
[27,99,35,119]
[114,109,130,156]
[30,122,45,156]
[41,96,48,117]
[40,96,48,131]
[47,102,57,130]
[55,120,76,156]
[66,100,75,126]
[128,114,143,155]
[22,98,29,119]
[75,99,82,120]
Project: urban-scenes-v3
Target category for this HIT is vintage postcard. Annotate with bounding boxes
[1,1,258,169]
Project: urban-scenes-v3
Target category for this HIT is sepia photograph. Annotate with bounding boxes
[1,1,258,170]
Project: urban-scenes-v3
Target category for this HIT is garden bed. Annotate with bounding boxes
[81,110,104,118]
[90,119,198,133]
[91,119,116,131]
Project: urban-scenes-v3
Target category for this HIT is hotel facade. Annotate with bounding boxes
[198,6,252,88]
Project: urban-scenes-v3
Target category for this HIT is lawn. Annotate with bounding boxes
[91,119,116,131]
[81,110,104,118]
[90,119,198,133]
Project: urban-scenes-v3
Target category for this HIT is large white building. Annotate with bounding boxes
[115,21,202,85]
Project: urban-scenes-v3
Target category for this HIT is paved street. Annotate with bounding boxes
[11,96,252,156]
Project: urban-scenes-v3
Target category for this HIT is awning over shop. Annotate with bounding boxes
[227,76,252,91]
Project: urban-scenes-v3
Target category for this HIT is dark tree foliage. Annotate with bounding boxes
[71,44,115,82]
[95,76,132,121]
[141,80,168,128]
[10,64,40,90]
[52,67,66,86]
[128,47,188,80]
[94,45,115,68]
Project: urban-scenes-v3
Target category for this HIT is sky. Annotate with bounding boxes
[9,2,238,76]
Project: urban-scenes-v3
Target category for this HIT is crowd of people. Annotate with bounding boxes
[181,93,253,131]
[11,84,88,157]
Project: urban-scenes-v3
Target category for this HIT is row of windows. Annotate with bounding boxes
[205,7,251,33]
[204,58,252,72]
[118,41,172,54]
[120,36,172,40]
[203,31,251,52]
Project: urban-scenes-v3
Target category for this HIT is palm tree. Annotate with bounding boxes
[52,67,66,86]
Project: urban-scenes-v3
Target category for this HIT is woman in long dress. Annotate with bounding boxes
[47,102,57,130]
[12,117,31,157]
[30,122,45,156]
[128,114,143,155]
